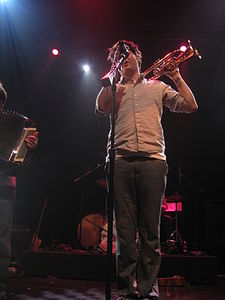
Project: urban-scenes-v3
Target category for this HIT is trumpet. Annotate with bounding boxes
[143,40,201,80]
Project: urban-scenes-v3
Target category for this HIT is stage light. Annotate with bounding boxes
[51,48,59,56]
[0,0,9,3]
[83,64,90,73]
[180,45,187,52]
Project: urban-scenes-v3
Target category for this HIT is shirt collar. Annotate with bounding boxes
[120,74,143,86]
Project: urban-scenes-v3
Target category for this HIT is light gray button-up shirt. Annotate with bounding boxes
[97,76,191,161]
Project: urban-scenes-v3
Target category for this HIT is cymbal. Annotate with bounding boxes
[96,178,107,189]
[167,194,184,202]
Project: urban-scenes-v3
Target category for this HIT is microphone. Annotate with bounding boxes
[101,41,129,87]
[119,41,129,59]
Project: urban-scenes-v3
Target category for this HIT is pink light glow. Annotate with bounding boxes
[179,45,187,52]
[51,48,59,56]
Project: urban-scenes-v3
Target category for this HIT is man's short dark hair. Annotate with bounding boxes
[107,40,142,70]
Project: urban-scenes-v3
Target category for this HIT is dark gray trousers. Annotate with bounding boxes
[0,186,15,291]
[113,157,168,298]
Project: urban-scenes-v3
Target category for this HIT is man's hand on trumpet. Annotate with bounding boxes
[163,63,181,81]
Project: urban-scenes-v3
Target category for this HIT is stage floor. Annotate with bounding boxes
[7,275,225,299]
[21,249,218,284]
[4,248,220,299]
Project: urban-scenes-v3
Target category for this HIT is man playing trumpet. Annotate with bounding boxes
[96,40,198,300]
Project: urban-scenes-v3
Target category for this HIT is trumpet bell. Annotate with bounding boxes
[143,40,201,80]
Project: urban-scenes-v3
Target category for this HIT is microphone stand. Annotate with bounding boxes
[105,83,116,300]
[101,51,127,300]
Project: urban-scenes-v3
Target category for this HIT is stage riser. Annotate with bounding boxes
[21,251,217,284]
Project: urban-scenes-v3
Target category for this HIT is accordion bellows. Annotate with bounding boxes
[0,110,36,163]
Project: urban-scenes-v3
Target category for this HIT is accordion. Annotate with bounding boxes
[0,110,36,164]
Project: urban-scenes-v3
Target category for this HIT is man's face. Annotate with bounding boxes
[120,51,139,77]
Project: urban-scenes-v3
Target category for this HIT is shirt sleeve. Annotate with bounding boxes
[161,81,191,113]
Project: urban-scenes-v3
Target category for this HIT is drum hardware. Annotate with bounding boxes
[163,193,187,254]
[162,163,187,254]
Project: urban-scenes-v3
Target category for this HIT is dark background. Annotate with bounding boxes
[0,0,225,252]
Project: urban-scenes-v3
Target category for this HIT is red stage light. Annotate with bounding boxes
[51,48,59,56]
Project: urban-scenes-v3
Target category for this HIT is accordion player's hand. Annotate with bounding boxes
[25,131,39,151]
